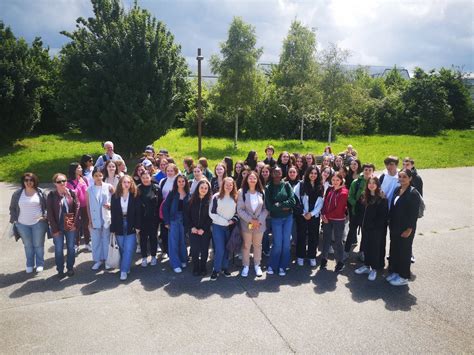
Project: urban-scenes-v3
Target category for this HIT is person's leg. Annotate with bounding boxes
[116,235,125,260]
[270,218,283,270]
[379,227,387,269]
[280,215,293,270]
[333,220,346,263]
[252,232,263,266]
[168,222,180,269]
[177,221,188,264]
[190,233,200,271]
[53,233,65,273]
[212,224,225,272]
[31,221,47,268]
[65,231,76,271]
[321,222,334,260]
[221,227,230,270]
[241,231,253,267]
[80,207,91,245]
[307,217,320,259]
[160,224,169,255]
[101,227,110,262]
[16,223,34,268]
[345,210,358,252]
[140,222,150,258]
[120,234,136,273]
[388,231,400,274]
[262,217,271,255]
[149,222,158,258]
[399,233,414,279]
[90,228,101,262]
[295,216,306,259]
[200,233,211,272]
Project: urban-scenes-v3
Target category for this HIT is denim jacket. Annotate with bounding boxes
[162,191,190,225]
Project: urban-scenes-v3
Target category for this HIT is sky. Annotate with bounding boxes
[1,0,473,75]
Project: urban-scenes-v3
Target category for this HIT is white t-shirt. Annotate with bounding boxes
[121,193,129,214]
[249,192,259,212]
[18,190,43,225]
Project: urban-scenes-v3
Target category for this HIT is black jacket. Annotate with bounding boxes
[110,194,142,235]
[138,183,160,222]
[389,187,420,234]
[185,197,212,233]
[357,197,389,231]
[411,168,423,196]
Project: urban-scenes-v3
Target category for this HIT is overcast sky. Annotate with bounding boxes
[1,0,473,74]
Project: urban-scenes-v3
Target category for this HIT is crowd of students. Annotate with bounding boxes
[9,141,423,286]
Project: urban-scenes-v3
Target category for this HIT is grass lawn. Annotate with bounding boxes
[0,129,472,183]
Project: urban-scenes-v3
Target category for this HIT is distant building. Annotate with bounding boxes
[462,73,474,101]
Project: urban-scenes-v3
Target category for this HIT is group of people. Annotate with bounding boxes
[9,141,423,286]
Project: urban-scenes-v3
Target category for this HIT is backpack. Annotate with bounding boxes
[411,187,425,218]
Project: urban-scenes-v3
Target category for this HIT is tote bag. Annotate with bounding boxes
[106,233,121,269]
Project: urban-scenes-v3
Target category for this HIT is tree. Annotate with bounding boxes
[210,17,263,148]
[0,22,49,144]
[59,0,190,154]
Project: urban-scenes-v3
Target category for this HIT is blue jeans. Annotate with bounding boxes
[16,220,47,268]
[212,224,230,272]
[262,217,272,255]
[116,219,136,273]
[53,230,77,272]
[270,215,293,271]
[168,213,187,269]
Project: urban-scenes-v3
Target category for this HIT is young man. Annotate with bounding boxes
[94,141,127,172]
[263,145,276,168]
[403,157,423,196]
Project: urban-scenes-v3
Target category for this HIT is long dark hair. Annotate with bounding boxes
[236,165,251,190]
[68,162,81,181]
[103,160,118,181]
[362,176,385,205]
[189,180,212,206]
[223,156,233,177]
[244,150,258,170]
[171,175,190,194]
[259,164,271,186]
[80,154,93,171]
[241,170,264,194]
[302,165,322,196]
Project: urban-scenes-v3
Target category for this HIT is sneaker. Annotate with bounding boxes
[150,256,157,266]
[173,267,182,273]
[67,269,75,277]
[141,258,148,267]
[222,269,231,277]
[390,275,409,286]
[136,245,141,254]
[328,246,335,254]
[334,262,345,273]
[74,245,80,255]
[26,266,34,274]
[241,266,249,278]
[36,266,44,273]
[267,267,274,275]
[181,262,187,269]
[92,261,103,270]
[355,265,370,274]
[120,272,127,281]
[358,252,365,262]
[57,271,66,279]
[210,271,218,280]
[278,268,286,276]
[105,264,112,270]
[411,255,416,263]
[255,265,263,277]
[86,243,92,252]
[297,258,304,266]
[386,273,399,282]
[368,270,377,281]
[320,258,327,270]
[309,258,317,267]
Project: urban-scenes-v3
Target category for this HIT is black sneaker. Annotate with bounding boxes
[222,269,231,277]
[67,269,75,277]
[57,271,66,279]
[320,258,327,269]
[335,262,345,273]
[210,271,218,281]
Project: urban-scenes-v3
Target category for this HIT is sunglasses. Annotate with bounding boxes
[55,179,67,184]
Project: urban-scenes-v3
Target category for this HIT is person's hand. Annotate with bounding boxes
[228,220,234,225]
[165,224,170,229]
[53,232,61,237]
[322,215,328,224]
[251,219,260,229]
[70,226,77,232]
[191,227,198,234]
[103,203,110,210]
[109,186,114,194]
[135,229,140,234]
[198,229,204,235]
[401,228,412,238]
[304,212,312,220]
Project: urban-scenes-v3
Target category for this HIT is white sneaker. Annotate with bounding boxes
[92,261,102,270]
[241,266,249,277]
[74,245,80,255]
[255,265,263,277]
[309,258,317,267]
[355,265,370,274]
[368,270,377,281]
[386,273,399,282]
[105,264,112,270]
[150,256,157,266]
[173,267,182,273]
[136,245,141,254]
[297,258,304,266]
[26,266,33,273]
[390,275,409,286]
[141,258,148,267]
[86,243,92,252]
[36,266,44,272]
[267,267,274,275]
[278,268,286,276]
[120,272,127,281]
[181,262,187,268]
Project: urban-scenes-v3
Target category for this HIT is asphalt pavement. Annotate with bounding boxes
[0,167,472,354]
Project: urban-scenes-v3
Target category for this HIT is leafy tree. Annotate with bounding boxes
[59,0,190,153]
[384,65,408,93]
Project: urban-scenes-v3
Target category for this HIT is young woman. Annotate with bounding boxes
[321,166,333,196]
[284,167,301,188]
[295,154,307,180]
[137,171,160,267]
[265,167,296,276]
[115,160,126,177]
[237,171,268,277]
[158,163,179,256]
[47,173,80,278]
[189,164,206,194]
[183,157,195,181]
[86,167,112,270]
[198,157,214,181]
[305,153,316,168]
[263,145,276,168]
[333,155,345,173]
[233,161,244,181]
[132,163,146,185]
[103,160,120,189]
[210,162,227,194]
[386,169,421,286]
[354,177,389,281]
[294,166,324,267]
[259,164,273,256]
[223,156,234,178]
[321,156,333,172]
[277,151,292,179]
[9,173,48,273]
[322,146,334,161]
[259,164,271,188]
[244,150,258,171]
[67,162,90,253]
[110,175,141,281]
[163,175,190,273]
[80,154,95,186]
[235,165,250,190]
[185,180,213,276]
[153,158,168,184]
[346,159,362,188]
[209,177,238,280]
[320,173,349,272]
[256,161,265,174]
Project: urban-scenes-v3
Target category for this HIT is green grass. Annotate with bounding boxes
[154,128,474,171]
[0,129,472,183]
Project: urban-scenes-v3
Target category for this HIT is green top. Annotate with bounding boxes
[348,173,367,214]
[265,181,296,218]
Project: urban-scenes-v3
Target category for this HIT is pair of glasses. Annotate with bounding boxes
[55,180,67,184]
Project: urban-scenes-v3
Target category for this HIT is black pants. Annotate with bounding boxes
[345,209,359,252]
[140,219,158,258]
[159,223,169,255]
[388,230,414,279]
[190,232,211,272]
[296,215,320,259]
[362,227,385,270]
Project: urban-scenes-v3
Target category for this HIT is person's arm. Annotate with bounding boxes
[86,190,93,228]
[46,193,60,235]
[402,190,420,237]
[236,191,252,223]
[208,196,230,226]
[310,197,324,217]
[9,190,20,224]
[162,193,172,226]
[375,198,389,230]
[134,196,141,232]
[264,185,277,214]
[280,183,296,209]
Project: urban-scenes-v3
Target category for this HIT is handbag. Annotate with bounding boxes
[226,223,242,253]
[106,233,121,269]
[64,213,75,231]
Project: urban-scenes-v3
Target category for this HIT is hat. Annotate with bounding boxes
[159,149,168,155]
[145,145,155,153]
[142,159,152,168]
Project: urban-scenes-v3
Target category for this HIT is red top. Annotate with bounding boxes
[321,186,348,221]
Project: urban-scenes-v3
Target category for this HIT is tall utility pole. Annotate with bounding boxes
[196,48,204,158]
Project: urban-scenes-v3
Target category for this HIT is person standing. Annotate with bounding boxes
[263,145,276,168]
[80,154,95,186]
[386,169,421,286]
[94,141,127,172]
[103,160,120,190]
[47,173,80,278]
[210,162,227,194]
[265,167,296,276]
[158,163,179,256]
[403,157,423,196]
[110,175,141,281]
[9,173,48,273]
[276,152,292,179]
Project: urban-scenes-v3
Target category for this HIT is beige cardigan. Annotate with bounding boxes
[237,189,268,233]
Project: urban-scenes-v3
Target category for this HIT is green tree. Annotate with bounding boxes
[59,0,190,154]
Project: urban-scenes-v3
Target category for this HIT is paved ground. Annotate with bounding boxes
[0,167,472,354]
